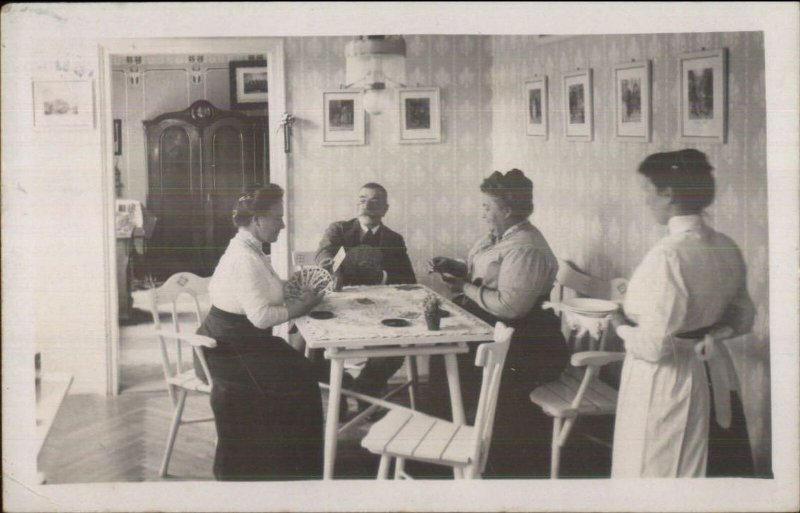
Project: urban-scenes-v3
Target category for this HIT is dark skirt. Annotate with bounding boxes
[706,370,755,477]
[426,295,569,478]
[196,306,323,480]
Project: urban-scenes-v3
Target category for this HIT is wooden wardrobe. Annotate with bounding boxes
[144,100,268,279]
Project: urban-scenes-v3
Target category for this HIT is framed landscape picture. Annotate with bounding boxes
[612,60,651,142]
[229,59,268,109]
[562,69,593,141]
[525,77,548,138]
[398,87,441,144]
[32,79,95,129]
[679,48,727,143]
[322,90,365,146]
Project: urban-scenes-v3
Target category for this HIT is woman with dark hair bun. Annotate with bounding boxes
[195,184,326,480]
[612,150,755,477]
[428,168,568,477]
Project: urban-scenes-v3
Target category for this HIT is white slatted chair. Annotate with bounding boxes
[529,259,628,478]
[361,322,514,479]
[292,249,421,414]
[148,272,217,477]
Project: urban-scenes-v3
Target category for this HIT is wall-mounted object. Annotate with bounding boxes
[345,35,407,116]
[113,119,123,155]
[229,59,268,109]
[612,60,651,142]
[679,48,727,143]
[398,87,441,144]
[562,69,593,141]
[32,79,95,129]
[322,90,365,146]
[279,113,295,153]
[525,77,548,138]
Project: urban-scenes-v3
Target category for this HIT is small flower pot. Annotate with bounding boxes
[425,312,441,331]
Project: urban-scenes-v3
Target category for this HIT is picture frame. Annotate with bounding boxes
[562,69,593,141]
[32,79,95,129]
[525,77,548,138]
[398,87,441,144]
[113,119,122,155]
[679,48,727,143]
[229,59,268,109]
[322,90,365,146]
[612,60,651,142]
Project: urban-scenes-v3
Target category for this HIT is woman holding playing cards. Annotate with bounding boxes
[194,184,325,480]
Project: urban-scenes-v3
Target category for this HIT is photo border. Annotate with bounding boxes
[32,79,95,130]
[679,48,727,144]
[525,77,548,138]
[398,87,442,144]
[612,60,651,142]
[229,59,268,110]
[562,69,593,142]
[322,90,365,146]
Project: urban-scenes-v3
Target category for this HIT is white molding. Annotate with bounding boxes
[96,37,288,395]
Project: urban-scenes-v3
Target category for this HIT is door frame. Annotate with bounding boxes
[97,38,288,395]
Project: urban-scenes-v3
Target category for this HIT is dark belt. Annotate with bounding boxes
[676,324,718,340]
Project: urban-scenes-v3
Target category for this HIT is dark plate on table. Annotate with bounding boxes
[395,284,422,291]
[381,318,410,327]
[355,297,375,305]
[309,310,334,320]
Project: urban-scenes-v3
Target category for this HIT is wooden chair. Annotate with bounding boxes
[148,272,217,477]
[529,259,628,478]
[361,322,514,479]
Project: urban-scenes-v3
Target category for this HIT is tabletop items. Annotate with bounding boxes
[284,266,334,299]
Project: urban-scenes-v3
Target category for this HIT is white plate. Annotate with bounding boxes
[561,298,619,317]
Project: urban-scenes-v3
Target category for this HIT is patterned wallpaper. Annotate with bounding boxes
[490,32,770,474]
[285,35,493,295]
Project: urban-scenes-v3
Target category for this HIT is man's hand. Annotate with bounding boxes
[439,273,467,294]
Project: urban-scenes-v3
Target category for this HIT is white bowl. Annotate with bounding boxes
[561,297,619,317]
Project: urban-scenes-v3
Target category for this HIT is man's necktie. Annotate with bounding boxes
[362,230,378,247]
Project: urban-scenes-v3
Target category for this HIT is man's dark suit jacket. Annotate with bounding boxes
[315,218,416,285]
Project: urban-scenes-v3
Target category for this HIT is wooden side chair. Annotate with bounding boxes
[361,323,514,479]
[529,259,628,478]
[148,272,217,477]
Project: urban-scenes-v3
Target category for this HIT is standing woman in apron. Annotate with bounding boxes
[196,185,326,480]
[612,150,755,478]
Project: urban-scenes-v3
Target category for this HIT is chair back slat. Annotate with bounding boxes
[471,322,514,473]
[292,250,319,270]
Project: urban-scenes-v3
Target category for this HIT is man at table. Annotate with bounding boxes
[315,182,416,398]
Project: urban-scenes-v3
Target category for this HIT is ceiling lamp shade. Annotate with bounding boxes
[345,35,407,115]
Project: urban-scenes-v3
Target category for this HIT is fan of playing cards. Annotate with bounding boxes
[284,265,334,300]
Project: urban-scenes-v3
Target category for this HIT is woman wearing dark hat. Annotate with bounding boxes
[428,168,569,478]
[611,149,755,477]
[195,184,326,480]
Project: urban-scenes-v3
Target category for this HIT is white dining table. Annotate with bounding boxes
[293,284,494,480]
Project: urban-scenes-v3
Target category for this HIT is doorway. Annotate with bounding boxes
[99,38,289,395]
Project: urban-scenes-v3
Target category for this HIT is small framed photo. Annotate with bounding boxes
[525,77,548,138]
[679,48,727,143]
[612,60,651,142]
[322,90,365,146]
[32,79,95,129]
[229,60,268,109]
[113,119,123,155]
[399,87,441,144]
[562,69,593,141]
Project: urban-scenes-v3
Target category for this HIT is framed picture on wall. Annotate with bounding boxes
[113,119,123,155]
[679,48,727,143]
[322,90,365,146]
[229,60,268,109]
[612,60,651,142]
[562,69,593,141]
[525,77,548,138]
[32,79,95,129]
[398,87,441,144]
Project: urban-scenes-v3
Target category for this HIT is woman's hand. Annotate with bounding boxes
[287,287,325,319]
[439,273,467,294]
[428,257,467,277]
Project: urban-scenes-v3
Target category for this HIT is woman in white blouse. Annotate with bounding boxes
[428,169,569,477]
[612,150,755,478]
[196,185,325,480]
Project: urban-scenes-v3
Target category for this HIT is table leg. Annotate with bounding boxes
[444,353,465,425]
[323,357,345,480]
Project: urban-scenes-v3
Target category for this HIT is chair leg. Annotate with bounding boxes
[377,454,392,480]
[394,457,406,479]
[405,356,419,410]
[550,417,562,479]
[159,389,187,477]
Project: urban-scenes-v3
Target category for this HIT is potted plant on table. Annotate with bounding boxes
[423,293,443,331]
